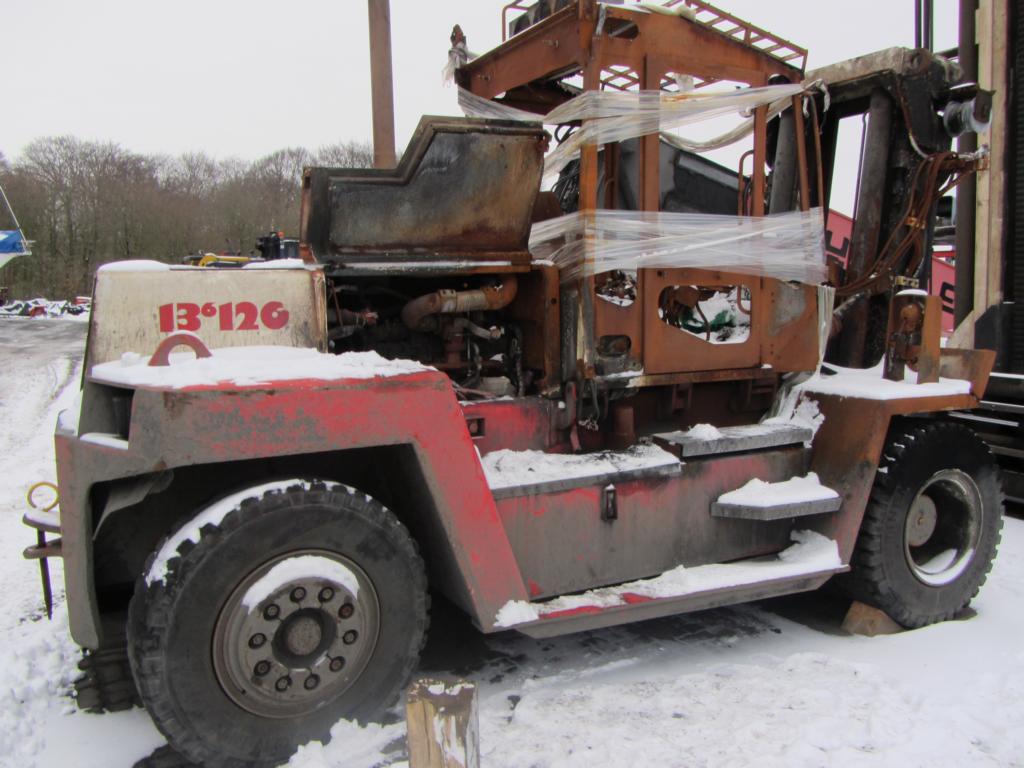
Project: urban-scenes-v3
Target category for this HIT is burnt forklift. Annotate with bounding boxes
[30,1,1000,765]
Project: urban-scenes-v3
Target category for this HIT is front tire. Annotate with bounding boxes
[842,421,1003,628]
[128,480,428,767]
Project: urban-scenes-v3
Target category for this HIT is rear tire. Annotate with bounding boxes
[128,480,428,767]
[841,421,1003,628]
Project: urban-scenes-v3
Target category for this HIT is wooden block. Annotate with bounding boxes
[841,600,904,637]
[406,677,479,768]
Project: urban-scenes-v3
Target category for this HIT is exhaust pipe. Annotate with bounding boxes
[401,276,519,333]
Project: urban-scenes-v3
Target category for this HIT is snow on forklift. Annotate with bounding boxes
[26,1,1002,765]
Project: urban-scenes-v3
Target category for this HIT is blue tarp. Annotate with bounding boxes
[0,230,28,255]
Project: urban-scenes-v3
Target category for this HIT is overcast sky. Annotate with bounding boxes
[5,0,959,161]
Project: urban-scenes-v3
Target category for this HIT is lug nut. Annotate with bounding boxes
[254,660,271,677]
[329,657,345,672]
[304,674,320,691]
[248,633,266,649]
[339,603,355,619]
[343,630,358,645]
[290,587,306,603]
[275,676,292,692]
[264,604,280,620]
[318,587,335,603]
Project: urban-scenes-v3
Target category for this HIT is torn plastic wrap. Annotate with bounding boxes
[458,83,807,176]
[530,207,827,284]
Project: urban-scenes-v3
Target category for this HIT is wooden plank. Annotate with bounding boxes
[973,0,1008,315]
[841,601,903,636]
[406,678,480,768]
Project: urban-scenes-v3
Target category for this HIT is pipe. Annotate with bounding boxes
[401,275,519,333]
[368,0,397,168]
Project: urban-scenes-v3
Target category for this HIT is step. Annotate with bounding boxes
[493,530,845,638]
[484,444,682,500]
[711,473,842,521]
[653,422,811,459]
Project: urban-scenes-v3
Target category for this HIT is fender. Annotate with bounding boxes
[56,370,527,649]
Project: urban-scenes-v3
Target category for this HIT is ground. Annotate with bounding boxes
[1,317,1022,768]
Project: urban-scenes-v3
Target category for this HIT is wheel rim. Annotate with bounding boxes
[903,469,984,587]
[212,549,380,718]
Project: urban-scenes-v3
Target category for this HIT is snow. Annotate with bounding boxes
[481,444,679,491]
[241,555,361,610]
[494,530,841,627]
[799,362,973,400]
[242,258,310,270]
[96,260,172,272]
[146,479,313,586]
[717,472,839,508]
[596,293,635,307]
[56,389,82,433]
[78,432,129,450]
[764,389,826,438]
[5,319,1024,768]
[683,422,723,441]
[90,346,431,390]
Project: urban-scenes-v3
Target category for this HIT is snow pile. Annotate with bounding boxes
[90,346,432,390]
[0,297,90,321]
[717,472,839,508]
[242,555,361,610]
[0,606,81,764]
[287,718,405,768]
[683,423,723,441]
[495,530,840,627]
[481,444,679,491]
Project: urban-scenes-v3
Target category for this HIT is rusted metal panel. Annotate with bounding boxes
[494,447,807,600]
[642,268,762,375]
[805,388,986,562]
[57,372,530,648]
[86,266,328,371]
[761,279,820,372]
[301,117,547,263]
[460,397,564,454]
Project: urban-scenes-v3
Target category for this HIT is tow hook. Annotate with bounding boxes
[23,481,61,619]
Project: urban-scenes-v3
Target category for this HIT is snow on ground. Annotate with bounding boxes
[1,318,1023,768]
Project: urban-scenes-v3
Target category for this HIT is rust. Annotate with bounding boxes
[401,275,519,333]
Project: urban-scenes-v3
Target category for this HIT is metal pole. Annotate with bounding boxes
[955,0,977,327]
[368,0,397,169]
[915,0,922,48]
[924,0,934,50]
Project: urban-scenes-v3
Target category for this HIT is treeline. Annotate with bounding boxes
[0,137,373,299]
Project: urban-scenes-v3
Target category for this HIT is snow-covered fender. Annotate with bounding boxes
[56,370,528,649]
[802,348,996,562]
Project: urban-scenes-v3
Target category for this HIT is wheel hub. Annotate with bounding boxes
[903,469,983,587]
[906,496,938,547]
[277,609,328,661]
[212,550,380,719]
